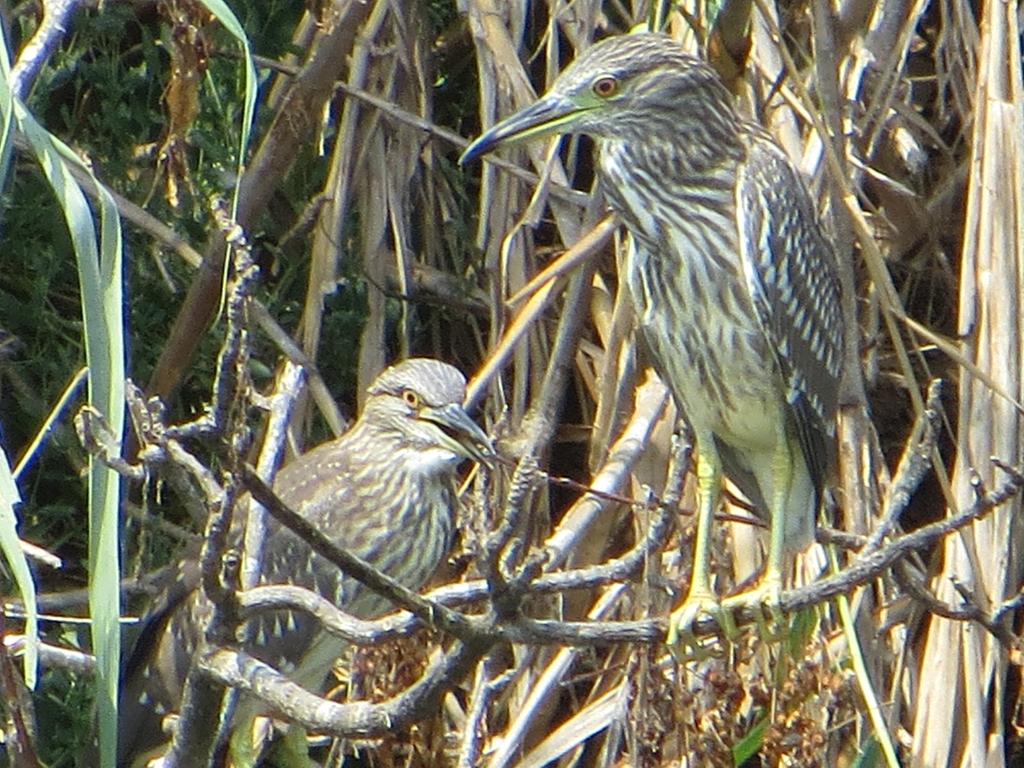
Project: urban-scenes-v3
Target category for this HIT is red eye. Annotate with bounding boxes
[592,76,618,98]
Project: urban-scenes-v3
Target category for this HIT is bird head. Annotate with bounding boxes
[460,33,735,163]
[362,358,493,467]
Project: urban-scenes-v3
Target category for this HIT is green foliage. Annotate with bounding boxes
[35,665,96,768]
[1,1,271,762]
[732,715,768,766]
[34,4,164,176]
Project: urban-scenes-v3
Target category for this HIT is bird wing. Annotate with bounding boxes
[116,448,362,764]
[246,439,377,669]
[734,132,844,503]
[264,437,425,611]
[123,440,374,689]
[118,556,205,764]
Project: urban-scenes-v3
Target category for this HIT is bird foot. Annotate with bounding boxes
[666,588,738,661]
[721,576,786,642]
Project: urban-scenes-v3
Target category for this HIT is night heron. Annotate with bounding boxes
[118,358,492,766]
[461,33,843,647]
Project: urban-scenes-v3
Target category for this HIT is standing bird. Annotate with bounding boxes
[118,358,492,766]
[461,33,843,647]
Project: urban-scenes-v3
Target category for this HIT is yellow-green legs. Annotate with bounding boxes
[721,433,793,637]
[667,429,796,656]
[666,437,737,657]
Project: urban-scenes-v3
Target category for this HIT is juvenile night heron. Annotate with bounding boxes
[461,33,843,646]
[118,358,492,766]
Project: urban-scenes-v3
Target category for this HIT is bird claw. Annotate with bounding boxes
[666,590,738,661]
[667,578,790,660]
[721,577,786,643]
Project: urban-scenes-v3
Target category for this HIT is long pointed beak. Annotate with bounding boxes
[420,404,494,464]
[459,93,582,165]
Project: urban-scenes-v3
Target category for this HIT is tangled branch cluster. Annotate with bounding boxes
[75,203,1024,766]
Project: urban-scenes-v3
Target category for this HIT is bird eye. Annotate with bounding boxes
[592,75,618,98]
[402,389,420,408]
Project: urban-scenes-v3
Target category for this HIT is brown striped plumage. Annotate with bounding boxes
[118,358,490,766]
[462,33,843,646]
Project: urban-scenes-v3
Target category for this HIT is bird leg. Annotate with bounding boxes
[719,436,791,640]
[666,441,737,658]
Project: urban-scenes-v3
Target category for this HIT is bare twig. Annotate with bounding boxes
[10,0,79,99]
[198,634,491,739]
[457,655,507,768]
[4,636,96,676]
[231,457,1024,650]
[241,361,306,592]
[0,612,39,768]
[166,201,257,442]
[865,378,944,551]
[892,562,1018,647]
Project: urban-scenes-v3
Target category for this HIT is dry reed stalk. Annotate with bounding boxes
[911,3,1024,766]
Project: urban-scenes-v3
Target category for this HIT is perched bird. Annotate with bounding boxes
[461,33,843,646]
[118,358,492,766]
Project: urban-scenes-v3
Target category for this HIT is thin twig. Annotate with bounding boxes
[10,0,79,99]
[197,635,492,740]
[865,378,944,551]
[0,612,39,768]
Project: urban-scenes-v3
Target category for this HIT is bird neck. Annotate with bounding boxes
[599,118,744,178]
[348,418,461,481]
